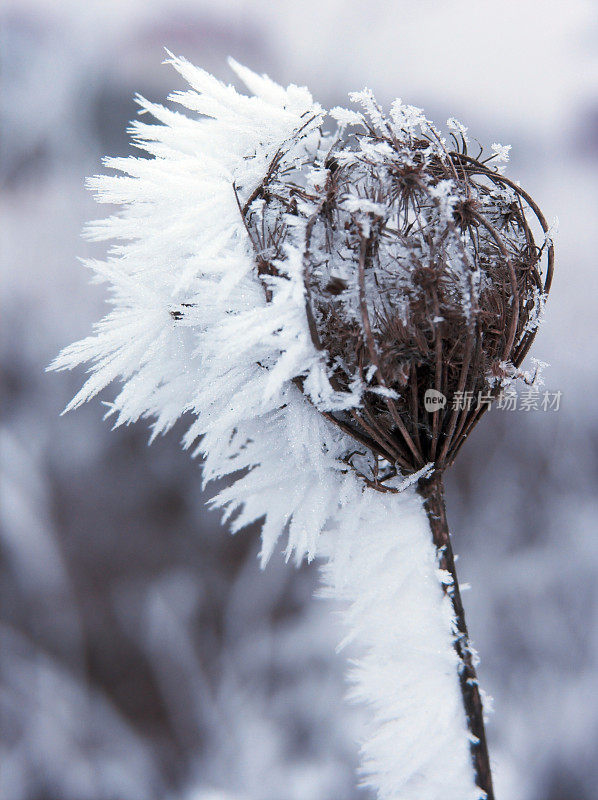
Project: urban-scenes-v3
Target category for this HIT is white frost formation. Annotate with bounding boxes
[319,487,479,800]
[51,55,482,798]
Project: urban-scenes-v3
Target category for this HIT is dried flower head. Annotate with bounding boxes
[52,55,553,554]
[243,92,554,485]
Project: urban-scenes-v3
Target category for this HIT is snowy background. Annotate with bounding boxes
[1,1,598,799]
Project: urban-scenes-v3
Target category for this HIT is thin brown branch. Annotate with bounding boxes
[357,234,423,467]
[418,472,495,800]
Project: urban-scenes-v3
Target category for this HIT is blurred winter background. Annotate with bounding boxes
[1,1,597,798]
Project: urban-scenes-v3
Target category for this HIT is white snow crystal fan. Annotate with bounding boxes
[51,55,554,800]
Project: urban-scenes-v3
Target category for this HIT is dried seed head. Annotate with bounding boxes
[244,99,554,482]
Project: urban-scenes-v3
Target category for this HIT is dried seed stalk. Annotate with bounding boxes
[232,104,553,798]
[419,471,494,799]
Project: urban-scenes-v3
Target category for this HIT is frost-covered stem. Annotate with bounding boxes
[418,472,494,800]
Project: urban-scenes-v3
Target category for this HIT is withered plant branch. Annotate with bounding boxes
[437,334,474,468]
[449,332,484,454]
[241,113,319,216]
[430,285,443,461]
[470,210,519,360]
[357,234,423,467]
[303,211,326,352]
[323,412,388,459]
[410,362,423,454]
[446,386,501,467]
[450,152,554,293]
[361,407,413,471]
[418,471,495,800]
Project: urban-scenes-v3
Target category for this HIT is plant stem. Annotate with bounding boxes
[418,472,494,800]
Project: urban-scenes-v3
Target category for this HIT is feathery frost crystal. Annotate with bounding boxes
[52,55,553,799]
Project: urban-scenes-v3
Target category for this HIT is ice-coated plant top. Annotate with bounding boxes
[233,81,553,481]
[52,55,553,559]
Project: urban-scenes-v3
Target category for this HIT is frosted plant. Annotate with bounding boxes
[51,54,554,800]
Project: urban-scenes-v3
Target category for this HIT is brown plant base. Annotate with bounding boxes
[418,471,494,800]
